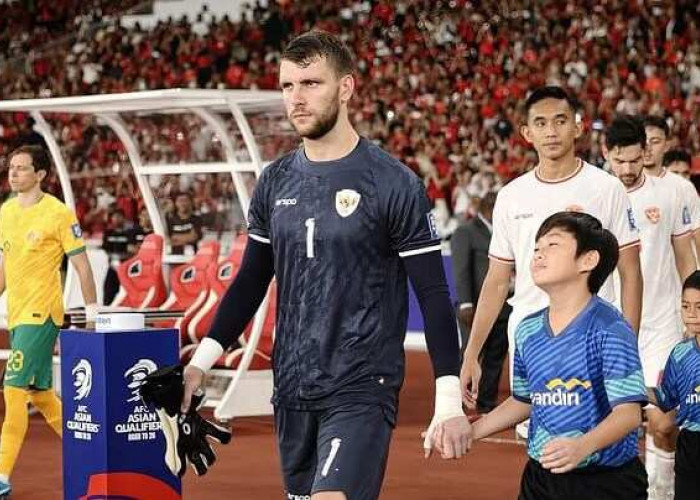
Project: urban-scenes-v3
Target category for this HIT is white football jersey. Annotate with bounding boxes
[627,173,692,355]
[489,160,640,335]
[660,169,700,232]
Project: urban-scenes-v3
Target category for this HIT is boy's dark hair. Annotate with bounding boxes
[8,144,51,178]
[479,191,497,213]
[524,86,578,118]
[662,149,691,167]
[643,115,670,138]
[682,270,700,292]
[536,212,619,294]
[281,31,354,76]
[605,115,646,151]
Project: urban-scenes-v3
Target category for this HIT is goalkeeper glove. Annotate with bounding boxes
[140,364,232,477]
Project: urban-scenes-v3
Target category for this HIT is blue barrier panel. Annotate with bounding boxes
[60,328,181,500]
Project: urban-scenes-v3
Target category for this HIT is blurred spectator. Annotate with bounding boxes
[101,207,135,303]
[166,192,202,255]
[102,208,133,261]
[663,149,692,180]
[0,0,697,243]
[129,207,154,252]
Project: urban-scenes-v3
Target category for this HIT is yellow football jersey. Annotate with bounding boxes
[0,194,86,329]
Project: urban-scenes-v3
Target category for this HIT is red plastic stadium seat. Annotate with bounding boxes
[158,240,220,343]
[185,235,247,345]
[111,234,167,308]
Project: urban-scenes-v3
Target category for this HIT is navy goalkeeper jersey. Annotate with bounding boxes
[247,138,440,412]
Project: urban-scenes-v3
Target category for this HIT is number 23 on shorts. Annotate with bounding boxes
[7,349,24,372]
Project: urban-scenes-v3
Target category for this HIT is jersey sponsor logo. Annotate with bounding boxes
[124,359,158,403]
[682,206,691,225]
[627,208,638,231]
[645,207,661,224]
[427,212,439,239]
[565,205,585,213]
[71,223,83,238]
[335,189,361,217]
[546,378,592,391]
[686,385,700,404]
[286,494,311,500]
[531,378,592,406]
[275,198,298,206]
[72,359,93,401]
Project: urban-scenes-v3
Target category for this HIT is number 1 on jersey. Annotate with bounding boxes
[305,218,315,258]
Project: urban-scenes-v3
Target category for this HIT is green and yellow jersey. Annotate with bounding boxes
[0,194,86,329]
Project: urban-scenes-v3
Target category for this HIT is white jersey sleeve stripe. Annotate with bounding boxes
[249,233,271,244]
[672,229,693,239]
[398,244,442,258]
[488,253,515,264]
[619,239,641,251]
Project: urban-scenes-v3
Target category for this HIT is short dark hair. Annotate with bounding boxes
[535,212,619,294]
[281,30,354,76]
[479,191,497,213]
[524,86,578,118]
[8,144,51,177]
[683,270,700,292]
[643,115,670,138]
[662,149,691,167]
[605,115,646,151]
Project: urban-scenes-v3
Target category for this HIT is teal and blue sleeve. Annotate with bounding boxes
[601,322,648,407]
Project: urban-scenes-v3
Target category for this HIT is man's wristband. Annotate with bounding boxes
[85,303,99,322]
[189,338,225,373]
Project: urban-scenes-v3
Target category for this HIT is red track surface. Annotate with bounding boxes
[2,352,527,499]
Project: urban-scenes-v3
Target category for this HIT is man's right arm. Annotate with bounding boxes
[182,238,274,411]
[460,259,513,405]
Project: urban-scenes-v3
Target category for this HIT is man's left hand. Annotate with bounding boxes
[434,416,472,459]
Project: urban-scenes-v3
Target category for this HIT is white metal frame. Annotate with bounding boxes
[0,89,285,419]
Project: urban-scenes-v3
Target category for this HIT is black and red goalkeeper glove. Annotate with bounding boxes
[140,364,232,477]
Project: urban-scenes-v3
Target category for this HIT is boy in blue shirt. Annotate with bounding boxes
[648,270,700,500]
[467,211,648,499]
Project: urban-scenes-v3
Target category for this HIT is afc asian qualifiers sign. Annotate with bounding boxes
[61,328,181,500]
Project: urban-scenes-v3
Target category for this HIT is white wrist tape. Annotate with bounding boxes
[85,303,99,323]
[189,338,224,373]
[433,375,465,419]
[423,375,465,449]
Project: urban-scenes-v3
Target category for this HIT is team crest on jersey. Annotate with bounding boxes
[645,207,661,224]
[26,230,41,245]
[335,189,361,217]
[72,223,83,238]
[2,241,9,253]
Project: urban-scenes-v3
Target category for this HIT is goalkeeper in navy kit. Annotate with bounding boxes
[183,31,471,500]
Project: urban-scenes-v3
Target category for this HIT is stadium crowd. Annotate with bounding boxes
[0,0,698,244]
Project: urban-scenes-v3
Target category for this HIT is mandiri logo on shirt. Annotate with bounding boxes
[686,385,700,405]
[531,377,592,406]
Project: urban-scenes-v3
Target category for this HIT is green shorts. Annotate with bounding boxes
[4,320,59,390]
